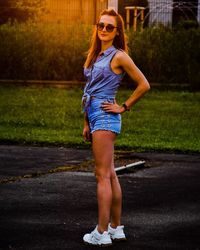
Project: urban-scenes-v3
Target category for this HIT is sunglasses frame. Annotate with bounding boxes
[97,22,118,33]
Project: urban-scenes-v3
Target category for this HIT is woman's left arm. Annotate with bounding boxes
[101,51,150,113]
[118,51,150,110]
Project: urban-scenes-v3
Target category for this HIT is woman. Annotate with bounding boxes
[82,9,150,247]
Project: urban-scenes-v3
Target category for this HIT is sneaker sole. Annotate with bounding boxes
[84,241,113,247]
[112,237,127,242]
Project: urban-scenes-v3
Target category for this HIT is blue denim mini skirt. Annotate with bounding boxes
[87,97,121,134]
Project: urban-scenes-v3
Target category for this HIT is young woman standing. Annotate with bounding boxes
[82,9,150,247]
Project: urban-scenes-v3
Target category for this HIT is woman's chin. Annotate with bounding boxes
[99,36,112,42]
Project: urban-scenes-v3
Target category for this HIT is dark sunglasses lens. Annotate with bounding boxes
[97,23,104,31]
[106,24,115,32]
[97,23,116,32]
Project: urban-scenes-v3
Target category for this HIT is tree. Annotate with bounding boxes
[15,0,47,20]
[0,0,47,24]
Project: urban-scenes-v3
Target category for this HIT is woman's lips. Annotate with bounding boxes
[100,33,108,37]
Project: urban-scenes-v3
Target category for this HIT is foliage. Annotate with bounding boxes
[0,0,47,24]
[127,24,200,89]
[15,0,47,21]
[0,21,199,89]
[174,20,199,30]
[0,21,91,80]
[0,86,199,153]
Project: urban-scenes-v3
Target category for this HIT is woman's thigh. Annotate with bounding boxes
[92,130,116,174]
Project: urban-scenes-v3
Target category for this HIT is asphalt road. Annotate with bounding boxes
[0,145,200,250]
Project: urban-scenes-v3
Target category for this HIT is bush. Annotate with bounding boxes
[0,21,91,80]
[0,21,199,89]
[127,25,200,89]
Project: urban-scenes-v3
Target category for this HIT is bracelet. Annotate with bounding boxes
[122,103,130,111]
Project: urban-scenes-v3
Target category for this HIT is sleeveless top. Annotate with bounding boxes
[82,45,125,111]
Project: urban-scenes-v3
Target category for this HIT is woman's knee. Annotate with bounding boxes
[110,169,118,180]
[95,166,111,182]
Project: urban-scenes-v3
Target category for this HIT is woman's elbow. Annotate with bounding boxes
[135,78,150,93]
[142,81,150,93]
[146,81,151,91]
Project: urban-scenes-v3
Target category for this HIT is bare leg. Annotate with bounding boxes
[110,161,122,228]
[92,130,116,233]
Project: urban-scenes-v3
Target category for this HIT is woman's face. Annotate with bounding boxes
[97,15,119,43]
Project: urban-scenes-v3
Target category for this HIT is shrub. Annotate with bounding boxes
[127,25,200,89]
[0,21,199,90]
[0,21,91,80]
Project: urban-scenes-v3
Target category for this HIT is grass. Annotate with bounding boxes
[0,85,199,153]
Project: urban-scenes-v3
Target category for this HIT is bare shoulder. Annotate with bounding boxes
[115,50,128,59]
[115,50,133,66]
[112,49,138,75]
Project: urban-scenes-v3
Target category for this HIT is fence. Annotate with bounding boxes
[147,0,199,26]
[121,0,199,30]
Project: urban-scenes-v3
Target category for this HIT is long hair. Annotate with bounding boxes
[84,9,128,68]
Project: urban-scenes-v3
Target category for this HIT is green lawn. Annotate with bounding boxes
[0,85,199,153]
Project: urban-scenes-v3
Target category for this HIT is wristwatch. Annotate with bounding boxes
[122,103,130,111]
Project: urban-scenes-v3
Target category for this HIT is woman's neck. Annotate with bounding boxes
[101,42,113,53]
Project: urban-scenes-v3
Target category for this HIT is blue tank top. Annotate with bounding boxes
[82,45,125,111]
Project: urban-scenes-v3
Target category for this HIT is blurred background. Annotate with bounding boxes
[0,0,199,152]
[1,0,199,27]
[0,0,199,90]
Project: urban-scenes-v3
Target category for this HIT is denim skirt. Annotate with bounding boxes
[87,97,121,134]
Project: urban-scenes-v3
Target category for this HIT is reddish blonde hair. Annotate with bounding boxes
[84,9,128,68]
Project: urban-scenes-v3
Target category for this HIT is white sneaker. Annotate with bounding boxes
[83,226,112,247]
[108,223,126,241]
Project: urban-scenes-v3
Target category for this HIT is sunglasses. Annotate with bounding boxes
[97,22,118,33]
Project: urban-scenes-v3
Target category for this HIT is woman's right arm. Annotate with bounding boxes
[82,112,91,141]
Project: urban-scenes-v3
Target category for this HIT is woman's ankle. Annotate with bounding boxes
[97,225,108,234]
[110,222,120,229]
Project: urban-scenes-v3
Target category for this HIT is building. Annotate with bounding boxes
[118,0,200,27]
[147,0,199,26]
